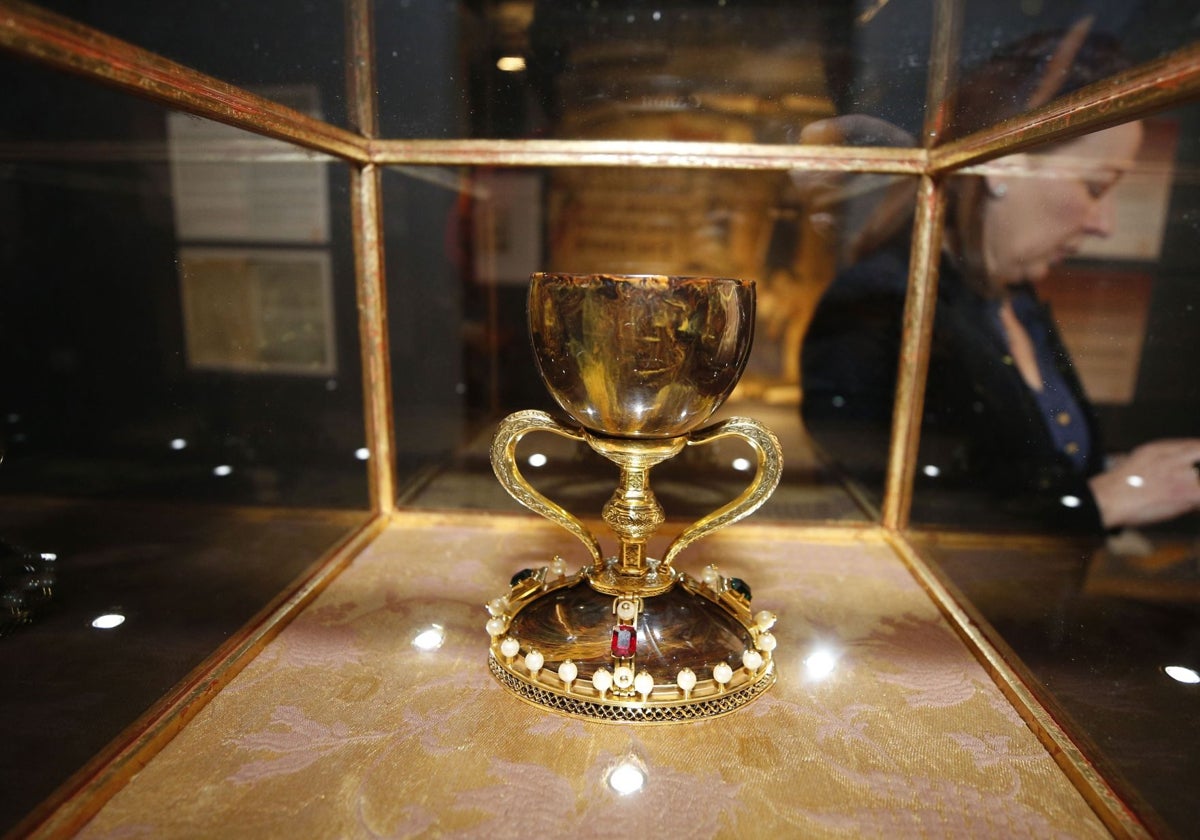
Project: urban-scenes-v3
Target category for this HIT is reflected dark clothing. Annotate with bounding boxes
[993,291,1093,472]
[801,246,1104,532]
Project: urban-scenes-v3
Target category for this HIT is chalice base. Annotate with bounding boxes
[485,561,778,723]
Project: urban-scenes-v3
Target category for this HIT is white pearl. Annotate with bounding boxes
[755,632,777,653]
[499,637,520,659]
[616,599,637,621]
[486,596,510,617]
[485,616,508,637]
[754,610,777,631]
[593,668,613,698]
[634,670,654,699]
[713,662,733,685]
[701,565,721,587]
[524,649,544,676]
[613,665,635,689]
[743,649,763,672]
[676,668,697,693]
[558,660,578,687]
[550,555,568,577]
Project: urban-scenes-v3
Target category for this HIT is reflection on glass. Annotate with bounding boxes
[376,2,936,144]
[912,86,1200,833]
[1164,666,1200,685]
[386,165,867,523]
[1,64,368,510]
[0,57,370,836]
[801,28,1200,535]
[956,4,1198,136]
[36,0,350,127]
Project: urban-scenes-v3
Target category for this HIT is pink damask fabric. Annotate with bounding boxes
[79,514,1109,838]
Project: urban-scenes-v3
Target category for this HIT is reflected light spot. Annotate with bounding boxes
[922,464,941,478]
[170,438,188,451]
[527,453,548,468]
[804,648,838,681]
[412,625,445,651]
[213,465,233,477]
[92,613,125,630]
[731,457,752,472]
[1164,665,1200,684]
[1059,495,1082,509]
[831,395,846,408]
[355,447,371,461]
[40,553,57,561]
[496,55,526,72]
[607,758,646,795]
[1125,474,1144,488]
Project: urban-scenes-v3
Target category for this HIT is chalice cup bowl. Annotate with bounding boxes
[487,273,784,722]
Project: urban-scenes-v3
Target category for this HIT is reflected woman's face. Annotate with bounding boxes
[981,121,1143,285]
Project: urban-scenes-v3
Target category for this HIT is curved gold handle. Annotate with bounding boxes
[490,410,603,565]
[662,416,783,568]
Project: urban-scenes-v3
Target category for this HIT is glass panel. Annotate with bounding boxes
[0,58,369,834]
[374,1,930,144]
[36,0,351,128]
[913,109,1197,534]
[797,169,922,518]
[383,163,903,523]
[945,4,1196,143]
[920,536,1200,836]
[913,103,1200,835]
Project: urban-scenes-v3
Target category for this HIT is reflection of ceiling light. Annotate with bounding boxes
[1059,495,1081,509]
[731,457,752,472]
[496,55,526,72]
[213,465,233,477]
[1125,474,1144,488]
[355,447,371,461]
[922,464,940,477]
[412,625,445,651]
[527,453,548,468]
[92,613,125,629]
[1164,665,1200,684]
[804,647,837,680]
[607,757,646,795]
[170,438,187,450]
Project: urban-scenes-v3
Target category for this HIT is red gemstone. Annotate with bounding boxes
[611,624,636,658]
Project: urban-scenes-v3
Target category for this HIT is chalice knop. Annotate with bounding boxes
[486,273,783,722]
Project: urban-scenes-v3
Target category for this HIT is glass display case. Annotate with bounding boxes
[2,0,1198,836]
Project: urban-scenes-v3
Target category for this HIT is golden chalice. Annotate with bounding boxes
[486,273,783,722]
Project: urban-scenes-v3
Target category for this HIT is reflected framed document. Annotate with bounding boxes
[179,247,336,376]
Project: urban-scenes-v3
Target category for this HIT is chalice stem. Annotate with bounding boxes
[605,463,662,575]
[588,433,686,581]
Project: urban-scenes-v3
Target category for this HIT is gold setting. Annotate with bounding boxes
[488,273,783,721]
[486,558,778,724]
